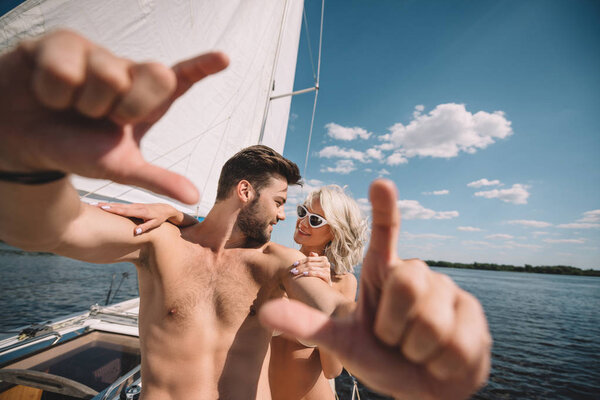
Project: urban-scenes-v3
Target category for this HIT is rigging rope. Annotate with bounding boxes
[301,0,325,182]
[349,372,362,400]
[302,6,317,84]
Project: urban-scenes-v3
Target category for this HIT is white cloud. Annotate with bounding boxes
[557,223,600,229]
[543,238,586,244]
[508,220,552,228]
[325,122,372,141]
[462,239,541,250]
[377,168,390,176]
[467,178,502,188]
[579,209,600,223]
[356,198,458,220]
[474,184,530,204]
[401,232,454,240]
[554,210,600,229]
[319,145,369,162]
[532,231,550,237]
[398,200,459,220]
[422,190,449,196]
[366,147,384,160]
[377,142,395,151]
[386,152,408,166]
[486,234,514,240]
[462,240,493,247]
[413,104,425,118]
[457,226,482,232]
[305,178,324,187]
[286,179,324,206]
[357,198,371,213]
[378,103,512,160]
[320,159,356,174]
[318,145,385,164]
[504,241,543,250]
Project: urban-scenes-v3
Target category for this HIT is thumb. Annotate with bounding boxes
[309,251,319,257]
[172,52,230,99]
[259,299,344,353]
[367,179,400,262]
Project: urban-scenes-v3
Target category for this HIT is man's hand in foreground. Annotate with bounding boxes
[0,29,228,204]
[259,179,492,400]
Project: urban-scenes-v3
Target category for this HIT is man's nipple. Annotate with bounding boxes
[168,308,177,316]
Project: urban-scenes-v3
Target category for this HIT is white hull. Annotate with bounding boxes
[0,298,142,399]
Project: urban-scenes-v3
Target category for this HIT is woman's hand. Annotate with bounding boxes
[95,202,191,235]
[290,252,332,286]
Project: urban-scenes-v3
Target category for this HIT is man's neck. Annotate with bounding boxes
[184,200,250,251]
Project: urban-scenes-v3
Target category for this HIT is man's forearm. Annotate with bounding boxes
[0,177,81,251]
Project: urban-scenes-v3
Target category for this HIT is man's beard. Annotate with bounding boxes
[236,198,271,247]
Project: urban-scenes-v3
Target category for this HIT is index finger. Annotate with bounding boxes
[367,179,400,263]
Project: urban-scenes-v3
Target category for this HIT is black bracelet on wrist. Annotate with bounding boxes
[0,170,67,185]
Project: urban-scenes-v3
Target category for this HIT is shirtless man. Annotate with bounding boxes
[0,30,492,400]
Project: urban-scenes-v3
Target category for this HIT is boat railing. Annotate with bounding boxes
[0,331,62,358]
[99,364,141,400]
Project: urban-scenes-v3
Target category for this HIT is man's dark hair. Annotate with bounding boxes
[216,145,302,201]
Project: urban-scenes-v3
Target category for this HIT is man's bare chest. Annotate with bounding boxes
[153,249,282,329]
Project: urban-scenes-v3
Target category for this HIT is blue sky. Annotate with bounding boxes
[272,0,600,269]
[1,1,597,269]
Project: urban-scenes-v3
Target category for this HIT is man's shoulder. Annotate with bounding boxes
[143,219,189,249]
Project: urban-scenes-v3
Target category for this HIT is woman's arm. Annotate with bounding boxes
[319,273,358,379]
[96,202,199,235]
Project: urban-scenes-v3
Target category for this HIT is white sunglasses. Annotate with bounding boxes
[297,205,328,228]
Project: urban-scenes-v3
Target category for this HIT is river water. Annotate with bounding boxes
[1,244,599,399]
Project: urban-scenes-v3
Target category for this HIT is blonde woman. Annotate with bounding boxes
[97,185,368,399]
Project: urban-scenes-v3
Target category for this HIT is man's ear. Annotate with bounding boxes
[236,180,255,203]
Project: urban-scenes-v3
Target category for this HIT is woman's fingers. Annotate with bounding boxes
[291,257,331,272]
[95,202,148,218]
[301,268,330,281]
[133,219,162,235]
[94,203,165,236]
[289,255,332,285]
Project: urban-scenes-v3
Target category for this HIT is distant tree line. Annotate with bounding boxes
[425,260,600,276]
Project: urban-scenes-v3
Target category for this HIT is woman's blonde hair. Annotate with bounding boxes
[304,185,368,274]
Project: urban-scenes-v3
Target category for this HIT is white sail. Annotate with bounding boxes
[0,0,304,216]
